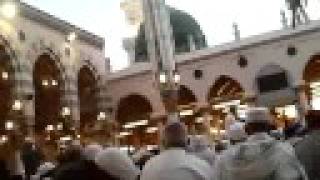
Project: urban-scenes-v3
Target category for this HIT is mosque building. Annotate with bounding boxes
[0,0,319,149]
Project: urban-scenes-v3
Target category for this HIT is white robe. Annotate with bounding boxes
[141,148,214,180]
[215,133,308,180]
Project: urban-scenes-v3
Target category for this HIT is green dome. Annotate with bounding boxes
[135,7,207,62]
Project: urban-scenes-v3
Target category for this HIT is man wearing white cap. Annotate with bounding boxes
[140,122,214,180]
[215,107,307,180]
[225,113,236,135]
[188,135,216,166]
[95,148,139,180]
[228,121,246,145]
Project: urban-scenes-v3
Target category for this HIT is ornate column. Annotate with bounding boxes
[14,52,35,139]
[202,107,213,144]
[61,65,79,134]
[295,80,310,127]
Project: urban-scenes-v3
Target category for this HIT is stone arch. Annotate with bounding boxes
[78,65,98,129]
[303,54,320,109]
[254,63,292,94]
[207,75,244,102]
[116,94,153,123]
[37,48,66,80]
[178,85,197,106]
[33,53,63,132]
[0,36,18,132]
[115,94,154,146]
[78,60,99,80]
[303,54,320,82]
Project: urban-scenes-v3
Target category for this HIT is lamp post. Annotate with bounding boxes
[142,0,179,124]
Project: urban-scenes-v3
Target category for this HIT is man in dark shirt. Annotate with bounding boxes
[295,111,320,180]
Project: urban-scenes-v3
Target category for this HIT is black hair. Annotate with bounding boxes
[245,122,271,135]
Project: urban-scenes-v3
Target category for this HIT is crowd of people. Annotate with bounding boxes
[0,107,319,180]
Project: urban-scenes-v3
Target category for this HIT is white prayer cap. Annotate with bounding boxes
[229,122,246,140]
[95,148,138,180]
[245,107,272,124]
[189,135,209,152]
[83,144,103,161]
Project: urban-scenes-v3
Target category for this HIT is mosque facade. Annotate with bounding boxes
[0,1,109,141]
[0,1,320,147]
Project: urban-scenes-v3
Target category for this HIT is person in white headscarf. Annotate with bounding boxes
[225,113,236,133]
[140,122,214,180]
[189,135,216,166]
[83,144,103,162]
[95,148,138,180]
[215,107,308,180]
[228,121,246,145]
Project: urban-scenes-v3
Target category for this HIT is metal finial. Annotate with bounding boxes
[233,22,240,41]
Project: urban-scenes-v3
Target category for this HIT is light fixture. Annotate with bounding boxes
[51,79,58,86]
[42,79,49,86]
[2,71,8,80]
[195,117,204,123]
[179,109,193,116]
[0,135,8,143]
[219,120,224,124]
[174,72,180,84]
[115,134,123,139]
[67,32,76,42]
[131,120,148,126]
[238,109,247,119]
[62,107,71,117]
[123,123,136,129]
[119,131,132,136]
[284,105,297,119]
[0,2,16,19]
[60,136,72,141]
[210,127,218,135]
[146,127,158,133]
[137,119,148,126]
[147,145,158,151]
[212,104,225,110]
[222,107,230,113]
[310,82,320,89]
[5,121,14,130]
[25,136,32,142]
[12,100,22,111]
[57,123,63,131]
[46,125,54,131]
[159,72,167,84]
[97,112,106,121]
[76,134,81,139]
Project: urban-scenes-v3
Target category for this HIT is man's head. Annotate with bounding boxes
[83,144,103,161]
[245,107,272,135]
[163,122,187,149]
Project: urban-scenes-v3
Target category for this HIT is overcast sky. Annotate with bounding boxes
[22,0,320,71]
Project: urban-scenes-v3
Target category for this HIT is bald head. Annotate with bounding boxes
[163,122,187,149]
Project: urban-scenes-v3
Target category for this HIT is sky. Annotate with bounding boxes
[22,0,320,71]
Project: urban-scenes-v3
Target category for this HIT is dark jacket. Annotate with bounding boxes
[295,130,320,180]
[21,144,41,176]
[0,159,9,180]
